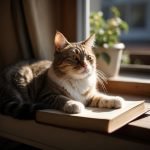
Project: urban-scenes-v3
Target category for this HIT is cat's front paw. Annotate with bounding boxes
[63,100,85,114]
[99,96,124,109]
[110,96,124,108]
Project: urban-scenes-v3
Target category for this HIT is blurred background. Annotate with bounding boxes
[91,0,150,68]
[0,0,150,70]
[0,0,77,69]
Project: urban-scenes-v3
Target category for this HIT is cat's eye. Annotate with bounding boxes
[87,55,92,61]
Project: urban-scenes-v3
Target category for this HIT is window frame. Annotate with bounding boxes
[77,0,90,41]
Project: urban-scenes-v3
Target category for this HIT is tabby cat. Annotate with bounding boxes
[0,32,124,119]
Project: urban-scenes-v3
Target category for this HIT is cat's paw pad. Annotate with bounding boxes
[63,100,85,114]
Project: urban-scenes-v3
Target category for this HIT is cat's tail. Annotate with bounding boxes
[0,87,49,120]
[0,100,35,119]
[0,98,48,120]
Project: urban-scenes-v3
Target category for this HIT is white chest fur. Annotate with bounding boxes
[63,74,96,104]
[48,68,97,104]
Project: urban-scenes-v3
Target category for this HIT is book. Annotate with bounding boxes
[36,100,146,133]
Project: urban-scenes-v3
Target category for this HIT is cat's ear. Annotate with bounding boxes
[82,34,95,47]
[54,31,69,51]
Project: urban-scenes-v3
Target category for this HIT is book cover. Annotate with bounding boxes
[36,100,146,133]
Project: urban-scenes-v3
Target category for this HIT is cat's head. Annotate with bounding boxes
[52,31,96,79]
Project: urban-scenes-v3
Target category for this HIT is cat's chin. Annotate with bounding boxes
[71,72,92,80]
[71,68,93,80]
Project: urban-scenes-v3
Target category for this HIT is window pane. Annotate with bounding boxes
[130,3,147,29]
[90,0,150,66]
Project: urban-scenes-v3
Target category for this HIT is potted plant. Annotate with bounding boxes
[90,6,128,77]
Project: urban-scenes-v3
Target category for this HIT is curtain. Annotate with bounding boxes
[21,0,77,60]
[11,0,33,59]
[0,0,23,69]
[22,0,58,60]
[0,0,77,70]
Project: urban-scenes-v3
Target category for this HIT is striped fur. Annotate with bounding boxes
[0,32,124,119]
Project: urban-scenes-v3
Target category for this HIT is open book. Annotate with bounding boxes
[36,100,146,133]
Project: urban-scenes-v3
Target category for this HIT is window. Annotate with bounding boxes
[101,0,150,41]
[89,0,150,68]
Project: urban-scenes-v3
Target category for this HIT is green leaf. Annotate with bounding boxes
[111,6,120,17]
[90,6,129,47]
[100,52,111,64]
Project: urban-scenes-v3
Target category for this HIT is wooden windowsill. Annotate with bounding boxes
[105,72,150,143]
[109,73,150,83]
[0,104,150,150]
[106,72,150,97]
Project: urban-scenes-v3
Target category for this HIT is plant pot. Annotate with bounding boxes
[94,43,125,77]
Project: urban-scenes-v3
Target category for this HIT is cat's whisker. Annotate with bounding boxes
[97,70,107,84]
[97,69,106,79]
[96,70,108,93]
[98,78,108,93]
[101,81,108,93]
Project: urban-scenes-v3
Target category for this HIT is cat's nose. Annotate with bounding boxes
[81,63,87,69]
